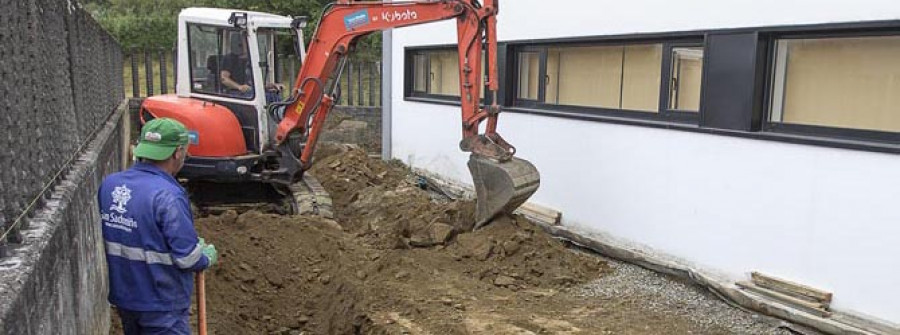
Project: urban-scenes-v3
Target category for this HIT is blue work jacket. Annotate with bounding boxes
[98,162,208,312]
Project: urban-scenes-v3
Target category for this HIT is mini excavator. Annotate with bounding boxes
[140,1,539,229]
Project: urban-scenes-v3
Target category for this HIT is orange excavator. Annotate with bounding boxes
[140,0,539,229]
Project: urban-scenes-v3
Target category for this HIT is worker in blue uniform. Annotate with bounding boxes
[99,118,218,335]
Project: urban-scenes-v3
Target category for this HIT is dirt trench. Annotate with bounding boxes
[111,145,770,334]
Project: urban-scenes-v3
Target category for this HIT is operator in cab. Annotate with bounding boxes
[220,34,253,97]
[220,33,284,103]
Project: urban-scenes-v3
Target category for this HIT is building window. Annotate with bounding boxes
[406,48,489,101]
[512,40,702,122]
[669,47,703,112]
[769,35,900,134]
[428,50,461,96]
[408,49,460,97]
[541,44,662,112]
[517,51,540,101]
[413,53,428,92]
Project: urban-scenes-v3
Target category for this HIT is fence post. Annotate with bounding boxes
[131,50,140,97]
[145,51,154,96]
[377,61,382,106]
[289,58,297,91]
[369,62,375,106]
[159,50,168,94]
[357,61,364,107]
[346,61,354,106]
[173,48,178,89]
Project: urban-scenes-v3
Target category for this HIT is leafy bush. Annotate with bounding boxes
[82,0,381,59]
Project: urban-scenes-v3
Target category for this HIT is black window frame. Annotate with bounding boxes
[404,45,499,107]
[512,47,545,104]
[661,42,705,122]
[508,38,704,125]
[761,29,900,145]
[401,20,900,155]
[405,46,470,102]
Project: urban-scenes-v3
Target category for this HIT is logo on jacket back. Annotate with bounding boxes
[110,184,132,214]
[344,10,370,30]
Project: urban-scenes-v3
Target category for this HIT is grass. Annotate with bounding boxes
[123,54,176,98]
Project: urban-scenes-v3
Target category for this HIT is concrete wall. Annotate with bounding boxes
[389,0,900,325]
[0,0,125,333]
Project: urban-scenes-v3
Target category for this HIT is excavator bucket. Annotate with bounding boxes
[468,155,540,229]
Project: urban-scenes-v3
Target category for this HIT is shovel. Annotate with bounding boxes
[195,271,207,335]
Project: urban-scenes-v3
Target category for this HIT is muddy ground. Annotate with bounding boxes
[111,145,797,334]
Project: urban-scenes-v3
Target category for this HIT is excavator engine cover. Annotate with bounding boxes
[141,95,247,157]
[468,155,540,229]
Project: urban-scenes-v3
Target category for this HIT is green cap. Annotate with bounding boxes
[134,118,190,160]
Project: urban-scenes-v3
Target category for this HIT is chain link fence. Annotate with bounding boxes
[0,0,123,258]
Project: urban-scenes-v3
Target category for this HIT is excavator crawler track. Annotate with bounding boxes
[187,175,333,218]
[288,174,334,218]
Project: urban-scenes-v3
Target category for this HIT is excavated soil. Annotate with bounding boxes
[111,144,787,334]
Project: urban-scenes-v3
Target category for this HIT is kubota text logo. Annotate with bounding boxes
[381,9,418,23]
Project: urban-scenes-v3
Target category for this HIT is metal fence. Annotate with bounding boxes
[125,49,382,107]
[0,0,124,259]
[124,49,176,97]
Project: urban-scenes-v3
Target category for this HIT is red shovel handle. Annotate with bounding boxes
[196,272,207,335]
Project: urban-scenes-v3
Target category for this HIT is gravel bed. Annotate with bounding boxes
[574,257,822,335]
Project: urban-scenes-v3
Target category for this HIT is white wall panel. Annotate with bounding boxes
[389,0,900,323]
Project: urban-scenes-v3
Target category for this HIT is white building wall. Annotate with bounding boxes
[389,0,900,323]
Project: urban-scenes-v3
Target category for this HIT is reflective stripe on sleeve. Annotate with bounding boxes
[173,244,204,269]
[105,241,173,266]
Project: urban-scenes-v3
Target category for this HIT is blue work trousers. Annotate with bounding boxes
[117,308,191,335]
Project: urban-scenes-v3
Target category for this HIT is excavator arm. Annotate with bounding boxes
[271,0,539,228]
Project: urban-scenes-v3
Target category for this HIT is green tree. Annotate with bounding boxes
[82,0,381,59]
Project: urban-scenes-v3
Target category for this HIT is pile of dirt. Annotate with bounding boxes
[309,145,605,288]
[199,211,375,334]
[113,144,760,334]
[183,145,605,334]
[311,144,475,245]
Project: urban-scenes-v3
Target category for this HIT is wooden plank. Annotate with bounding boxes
[831,312,900,335]
[514,202,561,226]
[751,272,833,304]
[736,281,830,317]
